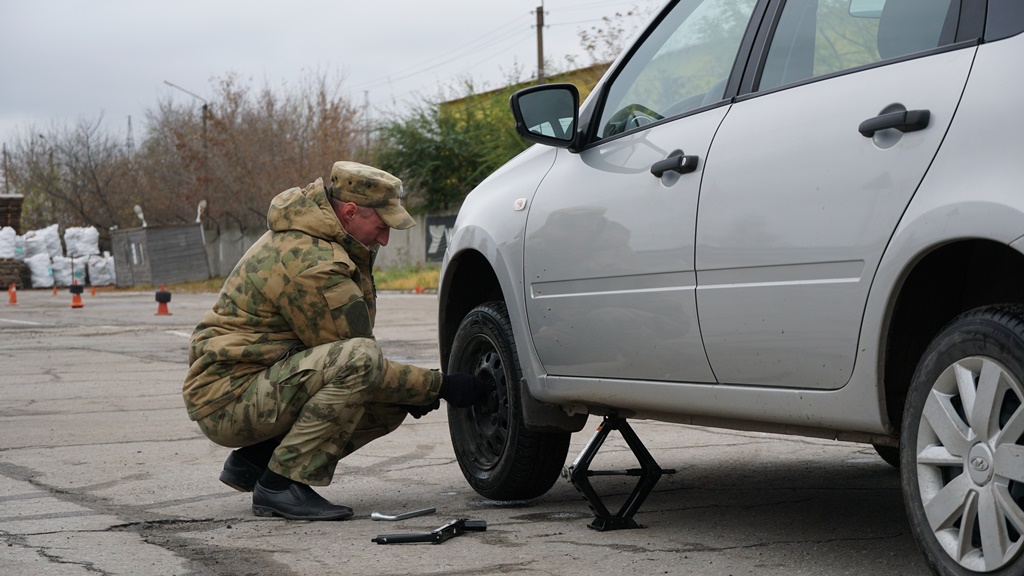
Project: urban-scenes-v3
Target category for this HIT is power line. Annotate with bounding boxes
[355,26,532,92]
[348,14,531,91]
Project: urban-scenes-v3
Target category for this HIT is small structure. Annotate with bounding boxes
[0,194,24,232]
[111,224,210,288]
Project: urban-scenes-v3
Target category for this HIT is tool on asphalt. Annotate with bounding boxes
[7,283,16,306]
[155,285,172,315]
[564,414,675,531]
[371,518,486,544]
[70,281,84,309]
[370,507,436,521]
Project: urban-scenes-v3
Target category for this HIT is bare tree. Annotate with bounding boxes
[140,72,364,234]
[5,116,138,244]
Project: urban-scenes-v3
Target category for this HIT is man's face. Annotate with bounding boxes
[346,206,391,248]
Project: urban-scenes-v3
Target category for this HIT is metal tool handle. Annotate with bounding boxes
[371,533,438,544]
[370,507,436,521]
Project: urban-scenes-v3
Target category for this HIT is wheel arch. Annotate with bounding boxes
[439,246,588,434]
[439,249,503,372]
[881,238,1024,433]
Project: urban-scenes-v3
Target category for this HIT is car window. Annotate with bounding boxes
[759,0,958,91]
[595,0,758,141]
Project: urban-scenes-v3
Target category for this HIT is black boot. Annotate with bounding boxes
[251,470,353,521]
[219,451,263,492]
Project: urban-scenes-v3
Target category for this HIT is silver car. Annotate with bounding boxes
[437,1,1024,574]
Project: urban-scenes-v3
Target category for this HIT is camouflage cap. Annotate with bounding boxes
[328,161,415,230]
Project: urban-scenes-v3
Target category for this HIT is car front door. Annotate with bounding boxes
[522,0,760,383]
[695,0,975,388]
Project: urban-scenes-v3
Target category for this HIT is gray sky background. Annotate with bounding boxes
[0,0,660,148]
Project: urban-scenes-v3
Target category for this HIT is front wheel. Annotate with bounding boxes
[901,305,1024,575]
[447,301,570,500]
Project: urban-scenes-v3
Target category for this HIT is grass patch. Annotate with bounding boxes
[374,264,440,291]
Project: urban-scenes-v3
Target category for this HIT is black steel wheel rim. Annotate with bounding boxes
[456,332,511,472]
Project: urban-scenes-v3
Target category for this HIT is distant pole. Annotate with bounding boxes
[2,143,8,195]
[536,4,545,83]
[163,80,210,205]
[126,115,135,158]
[363,90,371,151]
[163,80,209,150]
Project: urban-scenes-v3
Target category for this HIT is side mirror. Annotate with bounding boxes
[510,84,580,149]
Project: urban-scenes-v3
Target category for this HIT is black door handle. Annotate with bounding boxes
[651,153,699,177]
[858,109,930,137]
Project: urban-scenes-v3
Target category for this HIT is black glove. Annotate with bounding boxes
[441,373,492,408]
[399,399,440,419]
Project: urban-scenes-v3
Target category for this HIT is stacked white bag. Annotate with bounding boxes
[21,225,61,288]
[9,224,115,288]
[63,226,101,286]
[64,227,100,258]
[88,252,116,286]
[0,226,15,259]
[25,253,54,288]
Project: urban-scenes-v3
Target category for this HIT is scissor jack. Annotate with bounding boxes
[565,414,676,531]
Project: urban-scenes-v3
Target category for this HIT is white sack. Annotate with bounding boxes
[87,253,115,286]
[40,224,62,259]
[64,226,100,257]
[51,256,72,287]
[25,253,53,288]
[0,226,15,259]
[22,234,48,259]
[13,234,25,260]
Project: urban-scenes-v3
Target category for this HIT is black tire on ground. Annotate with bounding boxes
[872,444,900,469]
[901,304,1024,576]
[447,301,571,500]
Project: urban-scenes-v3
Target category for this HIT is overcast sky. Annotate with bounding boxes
[0,0,661,148]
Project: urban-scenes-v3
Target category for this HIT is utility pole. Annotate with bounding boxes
[2,143,8,195]
[163,80,209,150]
[363,90,371,152]
[536,4,545,83]
[163,80,210,210]
[126,115,134,159]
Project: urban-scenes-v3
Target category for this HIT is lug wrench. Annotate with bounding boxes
[370,507,436,521]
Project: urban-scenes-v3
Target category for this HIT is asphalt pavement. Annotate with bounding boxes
[0,288,932,575]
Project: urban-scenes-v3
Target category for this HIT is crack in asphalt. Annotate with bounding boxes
[0,460,296,575]
[1,532,112,575]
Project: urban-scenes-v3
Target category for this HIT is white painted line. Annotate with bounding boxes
[0,318,43,325]
[166,330,192,338]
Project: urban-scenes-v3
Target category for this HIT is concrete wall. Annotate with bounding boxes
[203,213,452,278]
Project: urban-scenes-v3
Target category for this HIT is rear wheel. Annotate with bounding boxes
[901,305,1024,575]
[447,301,570,500]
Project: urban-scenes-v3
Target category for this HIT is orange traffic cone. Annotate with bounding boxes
[155,285,172,316]
[70,280,85,309]
[7,284,16,306]
[91,285,96,297]
[53,285,57,296]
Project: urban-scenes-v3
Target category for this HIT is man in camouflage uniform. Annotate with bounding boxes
[183,161,488,520]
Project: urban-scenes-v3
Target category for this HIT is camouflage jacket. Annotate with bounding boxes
[182,178,441,421]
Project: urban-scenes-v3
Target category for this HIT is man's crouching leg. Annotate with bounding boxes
[254,337,392,520]
[200,338,395,520]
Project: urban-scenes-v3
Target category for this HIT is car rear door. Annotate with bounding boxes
[695,0,978,389]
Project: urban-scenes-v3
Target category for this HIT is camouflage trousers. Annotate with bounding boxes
[196,338,435,486]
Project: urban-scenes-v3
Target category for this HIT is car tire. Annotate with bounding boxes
[872,444,900,469]
[901,305,1024,575]
[447,301,571,500]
